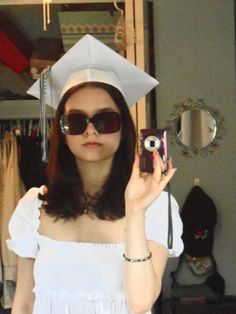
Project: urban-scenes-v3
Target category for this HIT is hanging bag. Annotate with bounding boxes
[171,252,225,303]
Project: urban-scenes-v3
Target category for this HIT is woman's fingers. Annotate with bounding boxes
[130,153,141,179]
[160,157,177,186]
[153,152,177,182]
[126,151,177,211]
[131,151,177,184]
[153,151,164,177]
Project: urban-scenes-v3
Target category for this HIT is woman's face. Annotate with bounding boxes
[64,85,122,165]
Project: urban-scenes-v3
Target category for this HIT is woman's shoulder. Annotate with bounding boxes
[20,185,47,203]
[6,186,46,258]
[10,185,47,226]
[145,191,183,257]
[10,185,47,223]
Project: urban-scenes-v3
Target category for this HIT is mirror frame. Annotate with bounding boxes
[166,98,226,157]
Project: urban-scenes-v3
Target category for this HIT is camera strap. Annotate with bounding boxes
[167,182,173,249]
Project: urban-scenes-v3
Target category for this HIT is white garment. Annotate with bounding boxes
[6,186,183,314]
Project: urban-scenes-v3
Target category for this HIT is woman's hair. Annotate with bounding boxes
[41,82,136,220]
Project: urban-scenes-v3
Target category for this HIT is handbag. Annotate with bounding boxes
[171,253,225,303]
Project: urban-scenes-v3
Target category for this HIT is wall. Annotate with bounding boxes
[153,0,236,297]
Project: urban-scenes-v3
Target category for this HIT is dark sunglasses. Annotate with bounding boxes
[60,111,121,135]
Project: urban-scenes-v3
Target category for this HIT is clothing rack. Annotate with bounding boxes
[0,99,55,139]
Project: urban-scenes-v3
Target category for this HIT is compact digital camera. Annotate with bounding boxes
[140,128,168,173]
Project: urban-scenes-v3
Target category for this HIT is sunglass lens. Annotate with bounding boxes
[93,112,121,133]
[60,112,121,135]
[69,113,88,134]
[61,113,86,135]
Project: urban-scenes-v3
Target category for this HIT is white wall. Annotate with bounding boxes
[153,0,236,297]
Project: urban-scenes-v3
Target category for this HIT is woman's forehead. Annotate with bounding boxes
[65,86,119,114]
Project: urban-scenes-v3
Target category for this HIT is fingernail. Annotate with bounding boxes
[153,150,159,157]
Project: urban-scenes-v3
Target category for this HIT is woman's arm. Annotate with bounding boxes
[11,257,35,314]
[124,210,168,314]
[124,152,176,313]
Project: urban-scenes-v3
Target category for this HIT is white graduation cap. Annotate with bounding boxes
[27,34,158,109]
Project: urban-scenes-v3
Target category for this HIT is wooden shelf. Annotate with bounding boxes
[0,99,55,119]
[0,0,123,5]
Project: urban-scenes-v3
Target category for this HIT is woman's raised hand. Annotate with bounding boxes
[125,152,177,215]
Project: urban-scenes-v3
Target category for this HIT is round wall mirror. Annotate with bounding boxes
[166,99,225,157]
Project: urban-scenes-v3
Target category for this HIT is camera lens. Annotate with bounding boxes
[144,135,161,152]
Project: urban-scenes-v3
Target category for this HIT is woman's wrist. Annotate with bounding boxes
[124,207,149,256]
[123,251,152,263]
[125,206,146,234]
[125,203,146,218]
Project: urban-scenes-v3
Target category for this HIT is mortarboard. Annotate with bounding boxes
[27,34,158,109]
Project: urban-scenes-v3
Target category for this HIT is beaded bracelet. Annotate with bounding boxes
[123,252,152,263]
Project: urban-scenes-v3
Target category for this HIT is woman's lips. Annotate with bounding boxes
[82,142,102,148]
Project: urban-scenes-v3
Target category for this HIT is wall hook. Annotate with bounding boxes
[114,0,124,16]
[43,0,51,31]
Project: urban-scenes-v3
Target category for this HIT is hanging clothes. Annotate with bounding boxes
[0,133,25,309]
[0,118,51,308]
[0,119,48,190]
[18,135,47,190]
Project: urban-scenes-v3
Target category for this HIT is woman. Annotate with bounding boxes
[7,35,183,314]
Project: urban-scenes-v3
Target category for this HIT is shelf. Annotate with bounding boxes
[0,0,124,5]
[0,99,55,119]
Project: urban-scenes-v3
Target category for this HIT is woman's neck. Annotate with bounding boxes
[75,158,113,196]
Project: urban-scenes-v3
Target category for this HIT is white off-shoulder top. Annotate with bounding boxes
[7,186,183,314]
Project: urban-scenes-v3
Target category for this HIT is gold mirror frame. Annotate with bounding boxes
[166,99,226,158]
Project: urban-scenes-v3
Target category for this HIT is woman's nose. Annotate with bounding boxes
[83,122,99,135]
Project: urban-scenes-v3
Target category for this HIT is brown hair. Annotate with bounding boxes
[41,82,136,220]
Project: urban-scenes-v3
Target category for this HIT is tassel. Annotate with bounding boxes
[39,67,51,162]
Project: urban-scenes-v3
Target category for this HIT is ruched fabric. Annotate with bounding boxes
[32,289,133,314]
[6,186,43,258]
[6,187,183,314]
